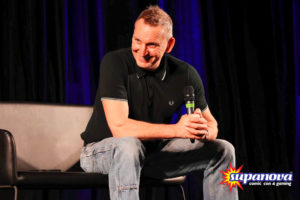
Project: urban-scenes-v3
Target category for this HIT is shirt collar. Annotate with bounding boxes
[135,54,167,81]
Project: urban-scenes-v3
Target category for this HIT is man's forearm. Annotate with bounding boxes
[102,99,205,140]
[109,118,177,140]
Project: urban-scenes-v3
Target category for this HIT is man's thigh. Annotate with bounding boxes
[141,139,228,178]
[80,137,145,173]
[80,137,117,174]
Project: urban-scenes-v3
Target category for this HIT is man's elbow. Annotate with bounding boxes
[108,120,127,138]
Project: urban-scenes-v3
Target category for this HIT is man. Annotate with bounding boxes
[80,5,238,200]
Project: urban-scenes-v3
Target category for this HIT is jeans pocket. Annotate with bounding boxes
[80,155,93,172]
[80,142,113,174]
[94,151,110,174]
[80,145,95,172]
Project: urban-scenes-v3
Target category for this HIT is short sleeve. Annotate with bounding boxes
[99,52,128,100]
[187,65,208,111]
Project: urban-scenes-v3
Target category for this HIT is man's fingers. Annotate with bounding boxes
[188,114,201,122]
[194,108,203,117]
[185,127,208,136]
[186,122,208,130]
[188,115,207,123]
[194,108,201,114]
[184,127,202,139]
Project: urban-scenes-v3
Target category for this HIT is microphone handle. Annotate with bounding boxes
[186,100,195,143]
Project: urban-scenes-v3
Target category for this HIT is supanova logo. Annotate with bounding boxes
[219,163,293,192]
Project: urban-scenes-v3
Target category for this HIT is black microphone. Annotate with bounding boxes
[184,86,195,143]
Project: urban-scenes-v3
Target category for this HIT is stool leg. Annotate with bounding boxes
[179,185,186,200]
[13,186,18,200]
[0,186,18,200]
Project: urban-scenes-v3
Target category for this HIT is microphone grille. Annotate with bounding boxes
[184,86,195,100]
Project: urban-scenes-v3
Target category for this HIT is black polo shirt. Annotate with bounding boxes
[81,48,208,146]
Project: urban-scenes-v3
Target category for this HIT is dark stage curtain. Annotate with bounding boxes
[295,0,300,198]
[0,0,65,103]
[200,0,295,199]
[0,0,297,200]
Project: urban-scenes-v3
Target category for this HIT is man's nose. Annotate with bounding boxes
[140,44,148,56]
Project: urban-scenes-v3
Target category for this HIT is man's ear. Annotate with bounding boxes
[165,37,176,53]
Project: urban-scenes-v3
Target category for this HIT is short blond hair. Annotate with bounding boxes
[136,5,173,38]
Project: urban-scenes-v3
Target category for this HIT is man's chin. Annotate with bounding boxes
[137,62,152,69]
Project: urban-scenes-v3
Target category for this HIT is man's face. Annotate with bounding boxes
[131,19,171,71]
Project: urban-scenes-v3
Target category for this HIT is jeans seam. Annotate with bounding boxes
[117,184,138,191]
[113,144,120,200]
[205,146,220,200]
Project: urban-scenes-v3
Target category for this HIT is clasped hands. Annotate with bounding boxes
[175,108,209,141]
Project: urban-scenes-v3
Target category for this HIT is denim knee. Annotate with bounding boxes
[114,137,145,163]
[215,139,236,164]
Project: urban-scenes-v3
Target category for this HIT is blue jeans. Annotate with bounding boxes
[80,137,238,200]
